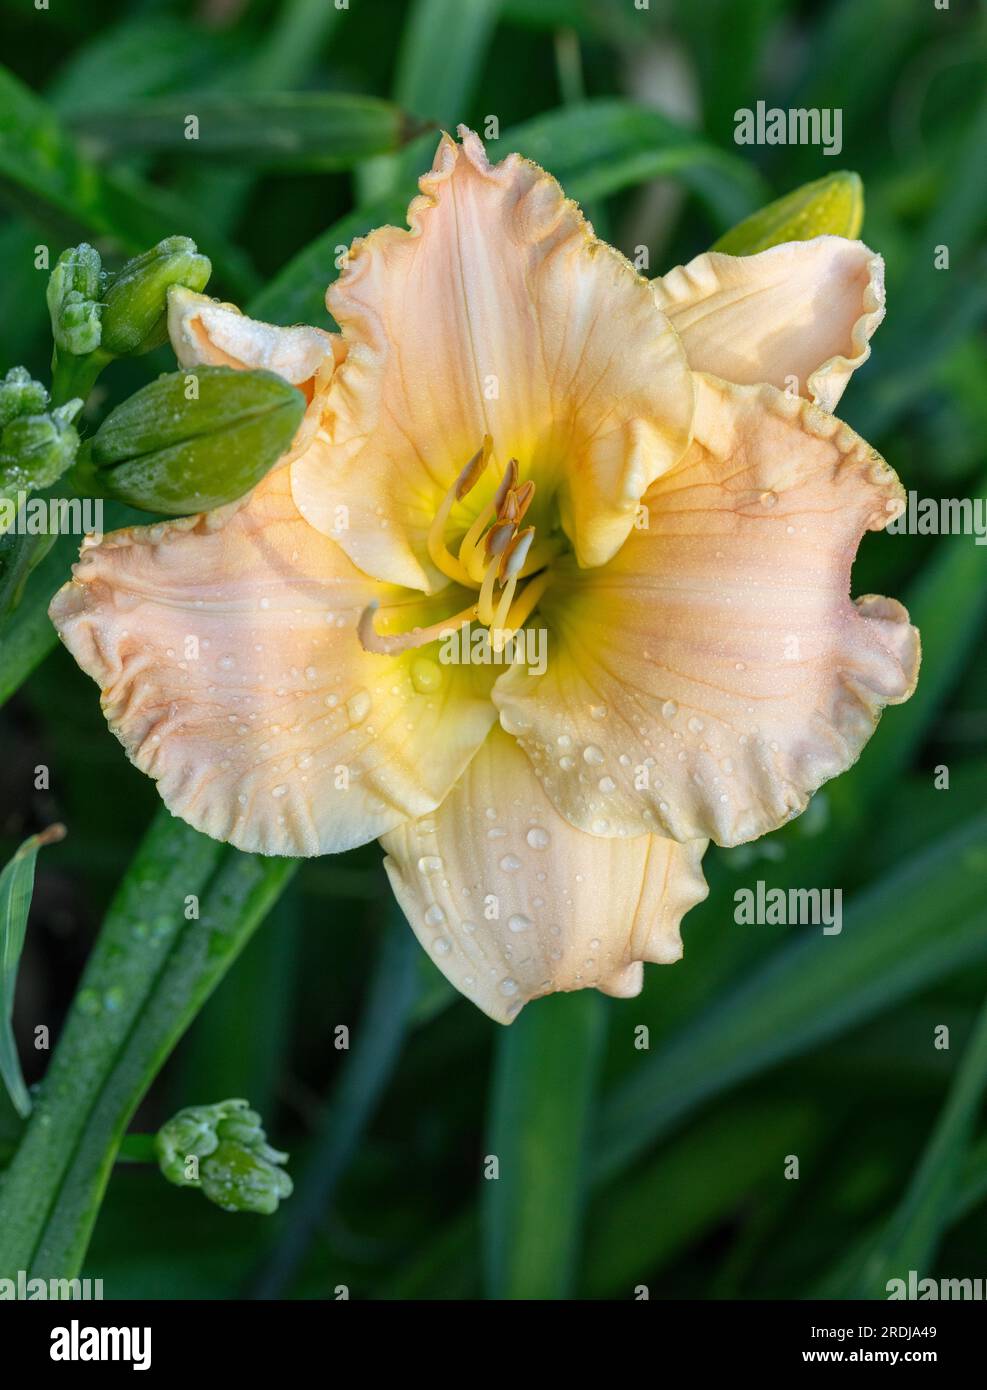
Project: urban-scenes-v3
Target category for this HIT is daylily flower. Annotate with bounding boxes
[50,128,919,1023]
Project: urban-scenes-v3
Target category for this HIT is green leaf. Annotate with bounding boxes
[0,810,295,1279]
[0,825,65,1119]
[395,0,501,126]
[711,171,864,255]
[70,94,418,169]
[582,1099,820,1298]
[855,994,987,1297]
[251,910,419,1296]
[594,811,987,1185]
[483,991,605,1298]
[0,64,255,297]
[495,101,768,229]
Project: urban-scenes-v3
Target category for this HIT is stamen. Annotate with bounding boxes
[476,554,500,626]
[460,456,519,581]
[497,569,553,647]
[427,437,492,585]
[358,598,476,656]
[455,436,492,499]
[499,525,534,581]
[484,518,515,559]
[493,457,519,512]
[491,576,519,640]
[513,479,536,521]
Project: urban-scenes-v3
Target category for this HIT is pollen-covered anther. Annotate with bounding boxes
[499,525,535,582]
[485,518,516,559]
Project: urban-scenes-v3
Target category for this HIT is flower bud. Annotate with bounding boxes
[0,367,49,431]
[156,1099,292,1215]
[46,243,105,356]
[711,171,864,256]
[86,364,305,513]
[101,236,212,357]
[0,397,82,497]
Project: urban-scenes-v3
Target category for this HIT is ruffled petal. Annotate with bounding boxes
[381,726,708,1024]
[292,126,692,590]
[652,237,885,411]
[49,466,497,856]
[167,286,341,459]
[493,374,919,847]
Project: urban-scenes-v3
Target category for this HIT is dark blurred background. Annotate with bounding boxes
[1,0,986,1299]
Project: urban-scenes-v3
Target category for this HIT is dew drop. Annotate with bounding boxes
[411,655,443,694]
[508,914,532,933]
[583,744,604,765]
[347,688,372,724]
[526,826,550,849]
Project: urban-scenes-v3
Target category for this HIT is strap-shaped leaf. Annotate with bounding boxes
[0,825,65,1118]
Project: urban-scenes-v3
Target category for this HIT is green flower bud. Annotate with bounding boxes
[86,364,305,514]
[156,1099,292,1215]
[711,171,864,256]
[0,367,49,431]
[47,243,105,356]
[101,236,212,357]
[0,399,82,497]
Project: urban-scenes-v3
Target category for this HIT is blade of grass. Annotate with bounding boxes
[0,825,65,1119]
[849,992,987,1297]
[594,811,987,1184]
[395,0,501,127]
[483,990,605,1299]
[0,810,296,1279]
[250,902,419,1299]
[0,64,256,295]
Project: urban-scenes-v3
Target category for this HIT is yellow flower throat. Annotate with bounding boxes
[358,439,557,657]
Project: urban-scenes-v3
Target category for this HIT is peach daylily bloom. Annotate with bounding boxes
[50,127,919,1024]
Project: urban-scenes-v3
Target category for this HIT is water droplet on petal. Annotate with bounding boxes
[347,689,371,724]
[411,656,442,694]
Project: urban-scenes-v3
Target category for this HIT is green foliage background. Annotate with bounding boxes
[1,0,986,1299]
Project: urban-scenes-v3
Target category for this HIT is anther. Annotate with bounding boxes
[499,525,535,581]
